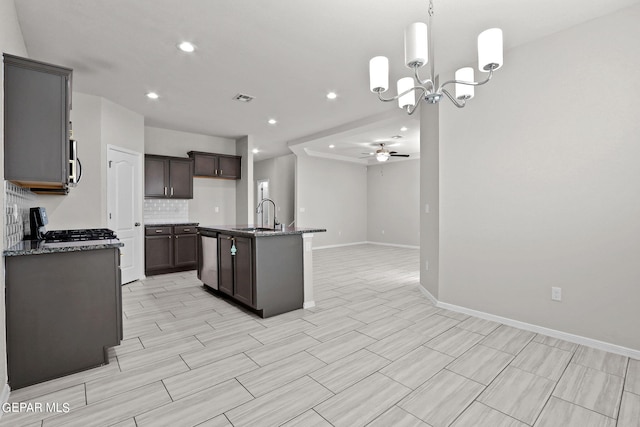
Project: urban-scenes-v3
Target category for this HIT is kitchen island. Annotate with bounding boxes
[198,225,325,317]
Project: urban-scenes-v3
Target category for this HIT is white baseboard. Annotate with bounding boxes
[366,241,420,249]
[418,285,640,360]
[303,301,316,309]
[0,383,10,418]
[314,241,369,250]
[314,241,419,250]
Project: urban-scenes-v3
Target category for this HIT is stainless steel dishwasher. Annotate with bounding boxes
[200,234,218,289]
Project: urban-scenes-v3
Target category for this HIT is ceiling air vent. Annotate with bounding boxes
[391,135,403,139]
[232,93,255,103]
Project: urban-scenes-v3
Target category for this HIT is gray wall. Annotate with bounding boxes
[421,105,440,298]
[235,136,254,225]
[254,154,295,227]
[296,153,367,247]
[36,94,145,230]
[144,126,237,225]
[367,159,420,247]
[435,4,640,350]
[0,0,28,399]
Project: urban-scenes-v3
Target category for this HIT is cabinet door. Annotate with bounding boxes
[174,233,197,268]
[193,154,218,177]
[145,235,173,271]
[218,156,241,179]
[4,59,70,185]
[218,235,234,296]
[169,159,194,199]
[144,157,169,198]
[233,236,254,307]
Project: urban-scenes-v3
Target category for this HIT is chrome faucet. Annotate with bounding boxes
[256,198,278,229]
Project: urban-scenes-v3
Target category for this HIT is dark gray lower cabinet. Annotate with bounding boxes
[218,234,254,306]
[218,236,235,295]
[5,248,122,389]
[145,225,197,276]
[203,230,302,317]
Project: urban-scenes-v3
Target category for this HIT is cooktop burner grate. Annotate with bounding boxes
[43,228,117,242]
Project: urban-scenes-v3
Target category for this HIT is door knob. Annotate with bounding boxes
[135,222,141,226]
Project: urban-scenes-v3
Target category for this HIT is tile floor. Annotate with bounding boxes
[1,244,639,426]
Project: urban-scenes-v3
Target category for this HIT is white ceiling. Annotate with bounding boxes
[14,0,640,162]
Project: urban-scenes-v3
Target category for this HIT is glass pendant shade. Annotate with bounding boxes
[397,77,415,109]
[376,152,390,162]
[404,23,428,68]
[478,28,503,71]
[369,56,389,92]
[455,67,475,100]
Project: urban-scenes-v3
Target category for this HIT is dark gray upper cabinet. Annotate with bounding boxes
[188,151,241,180]
[144,155,193,199]
[3,54,72,193]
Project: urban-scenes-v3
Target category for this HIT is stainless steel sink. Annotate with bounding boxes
[232,227,275,232]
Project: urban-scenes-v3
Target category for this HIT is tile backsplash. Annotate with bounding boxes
[144,199,189,224]
[4,181,36,249]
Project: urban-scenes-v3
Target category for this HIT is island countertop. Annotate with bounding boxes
[197,225,326,237]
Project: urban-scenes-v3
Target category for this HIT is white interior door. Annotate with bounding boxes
[107,145,143,284]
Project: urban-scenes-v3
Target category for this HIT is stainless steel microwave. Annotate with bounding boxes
[69,139,82,186]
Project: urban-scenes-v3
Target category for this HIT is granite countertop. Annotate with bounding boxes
[144,222,199,227]
[198,225,326,237]
[3,239,124,257]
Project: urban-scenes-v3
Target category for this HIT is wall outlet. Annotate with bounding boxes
[425,261,429,271]
[425,204,430,214]
[381,230,385,235]
[214,206,219,213]
[300,207,306,213]
[338,231,342,236]
[551,287,562,301]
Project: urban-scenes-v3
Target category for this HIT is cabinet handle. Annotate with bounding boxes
[171,187,174,196]
[214,169,218,175]
[164,187,167,196]
[155,229,163,233]
[220,170,222,175]
[184,228,190,232]
[175,235,179,239]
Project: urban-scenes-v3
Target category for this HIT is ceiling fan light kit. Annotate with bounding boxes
[363,143,412,162]
[369,0,503,114]
[376,152,390,162]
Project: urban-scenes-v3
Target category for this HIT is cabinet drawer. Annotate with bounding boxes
[174,225,196,235]
[145,226,172,236]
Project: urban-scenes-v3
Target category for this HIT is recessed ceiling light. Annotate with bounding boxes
[146,92,159,99]
[326,92,337,100]
[400,126,408,132]
[267,119,277,125]
[178,41,195,52]
[252,148,259,154]
[329,144,335,148]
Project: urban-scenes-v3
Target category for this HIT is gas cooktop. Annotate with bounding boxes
[42,228,117,243]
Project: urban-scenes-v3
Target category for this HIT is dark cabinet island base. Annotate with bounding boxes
[198,225,326,318]
[4,245,122,389]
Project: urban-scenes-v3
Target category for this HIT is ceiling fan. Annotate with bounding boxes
[362,143,410,162]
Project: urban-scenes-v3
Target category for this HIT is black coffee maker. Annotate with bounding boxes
[29,207,48,240]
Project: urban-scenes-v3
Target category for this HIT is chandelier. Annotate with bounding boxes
[369,0,503,114]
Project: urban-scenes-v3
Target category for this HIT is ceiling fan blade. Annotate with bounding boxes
[390,154,410,157]
[389,151,398,154]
